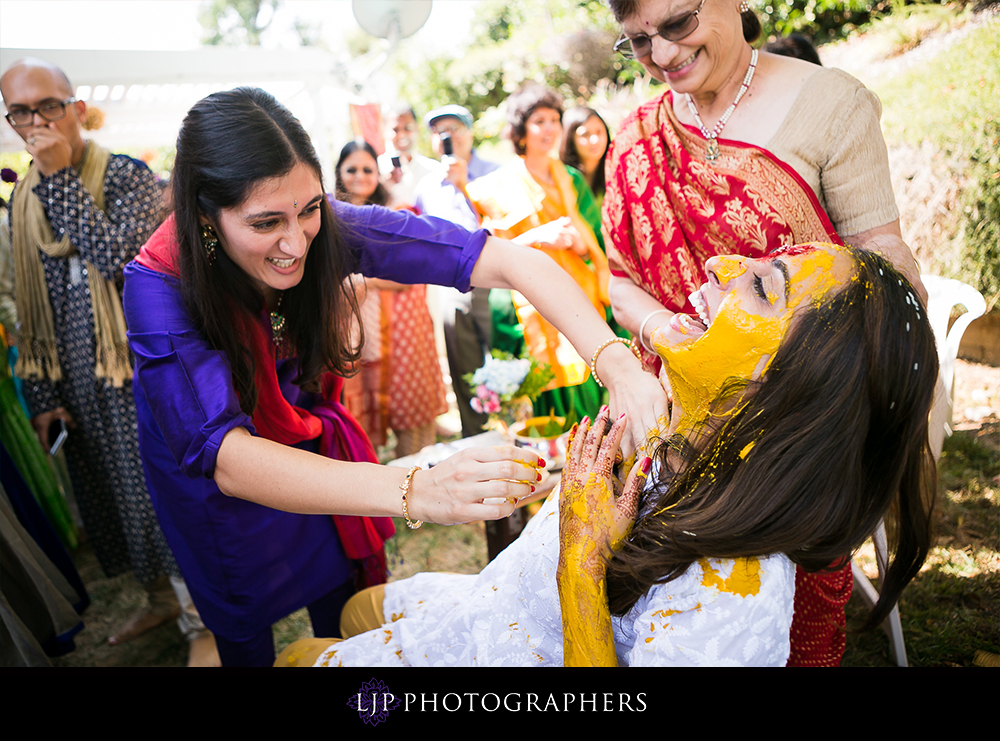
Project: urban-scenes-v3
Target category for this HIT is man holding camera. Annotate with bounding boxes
[414,105,499,437]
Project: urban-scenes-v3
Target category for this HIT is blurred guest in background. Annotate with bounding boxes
[764,33,822,65]
[466,84,612,423]
[415,105,500,438]
[336,139,447,457]
[377,103,436,210]
[560,106,611,208]
[1,57,213,665]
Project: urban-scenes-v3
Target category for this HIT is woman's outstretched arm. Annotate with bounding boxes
[215,428,541,525]
[471,237,669,460]
[556,409,646,666]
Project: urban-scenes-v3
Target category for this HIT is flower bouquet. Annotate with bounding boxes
[467,351,555,434]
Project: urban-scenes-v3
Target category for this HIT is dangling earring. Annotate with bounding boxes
[739,1,750,12]
[201,224,219,264]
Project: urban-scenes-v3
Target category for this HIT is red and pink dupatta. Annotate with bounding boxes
[603,90,843,369]
[137,216,393,588]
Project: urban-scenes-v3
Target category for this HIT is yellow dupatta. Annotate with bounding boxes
[466,156,610,388]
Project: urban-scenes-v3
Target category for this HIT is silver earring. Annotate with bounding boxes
[201,224,219,264]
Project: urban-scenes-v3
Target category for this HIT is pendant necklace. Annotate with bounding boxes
[686,48,758,164]
[270,292,290,357]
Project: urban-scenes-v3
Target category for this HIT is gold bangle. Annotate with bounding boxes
[400,465,423,529]
[589,337,641,389]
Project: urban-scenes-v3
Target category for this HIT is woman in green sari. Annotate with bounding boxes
[467,84,618,421]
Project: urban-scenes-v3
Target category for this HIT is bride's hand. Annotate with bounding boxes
[559,407,650,572]
[406,446,542,525]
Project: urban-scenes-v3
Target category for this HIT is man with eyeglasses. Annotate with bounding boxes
[414,105,500,438]
[1,57,216,665]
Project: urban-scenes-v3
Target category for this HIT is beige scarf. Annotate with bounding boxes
[10,140,133,386]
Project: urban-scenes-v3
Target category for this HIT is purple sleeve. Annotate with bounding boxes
[330,199,488,292]
[123,262,254,479]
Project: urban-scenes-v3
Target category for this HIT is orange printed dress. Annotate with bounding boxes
[346,282,447,454]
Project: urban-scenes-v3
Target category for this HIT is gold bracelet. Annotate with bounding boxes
[400,465,423,530]
[589,337,641,389]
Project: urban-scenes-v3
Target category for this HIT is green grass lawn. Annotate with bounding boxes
[876,19,1000,154]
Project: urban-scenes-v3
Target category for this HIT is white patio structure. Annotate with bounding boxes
[0,45,399,183]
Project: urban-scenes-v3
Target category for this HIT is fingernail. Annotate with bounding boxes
[618,412,626,421]
[641,456,652,475]
[530,484,536,493]
[536,471,542,482]
[581,416,590,427]
[537,457,547,468]
[600,405,609,416]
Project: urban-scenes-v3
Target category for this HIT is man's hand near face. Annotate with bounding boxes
[25,121,75,176]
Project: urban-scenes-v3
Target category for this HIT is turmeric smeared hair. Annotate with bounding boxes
[607,249,937,632]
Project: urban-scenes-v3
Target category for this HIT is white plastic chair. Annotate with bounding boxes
[921,275,987,458]
[852,275,985,666]
[852,521,908,666]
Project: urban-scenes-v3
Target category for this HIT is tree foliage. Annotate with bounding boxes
[389,0,646,143]
[199,0,279,46]
[759,0,889,43]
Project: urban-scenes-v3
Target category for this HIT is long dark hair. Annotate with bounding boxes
[606,249,937,631]
[334,139,390,207]
[171,87,362,415]
[559,106,610,197]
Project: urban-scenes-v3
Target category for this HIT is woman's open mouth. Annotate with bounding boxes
[688,286,711,330]
[267,257,297,269]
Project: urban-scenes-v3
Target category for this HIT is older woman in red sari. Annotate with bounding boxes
[602,0,925,667]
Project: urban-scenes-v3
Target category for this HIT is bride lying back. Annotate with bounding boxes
[279,243,937,667]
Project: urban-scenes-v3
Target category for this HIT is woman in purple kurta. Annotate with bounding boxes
[123,202,489,663]
[122,88,664,666]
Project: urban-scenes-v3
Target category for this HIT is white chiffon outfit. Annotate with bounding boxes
[314,493,796,667]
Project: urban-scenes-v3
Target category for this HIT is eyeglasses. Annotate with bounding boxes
[613,0,706,59]
[431,122,466,136]
[4,98,77,128]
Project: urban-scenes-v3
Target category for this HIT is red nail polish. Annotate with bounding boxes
[537,458,547,468]
[536,471,542,482]
[581,416,590,427]
[618,412,626,421]
[640,456,653,475]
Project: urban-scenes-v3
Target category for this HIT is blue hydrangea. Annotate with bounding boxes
[471,356,531,398]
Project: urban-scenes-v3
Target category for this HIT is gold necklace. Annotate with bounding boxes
[685,48,758,163]
[269,292,289,357]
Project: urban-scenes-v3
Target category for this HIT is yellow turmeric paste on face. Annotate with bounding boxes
[653,246,845,433]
